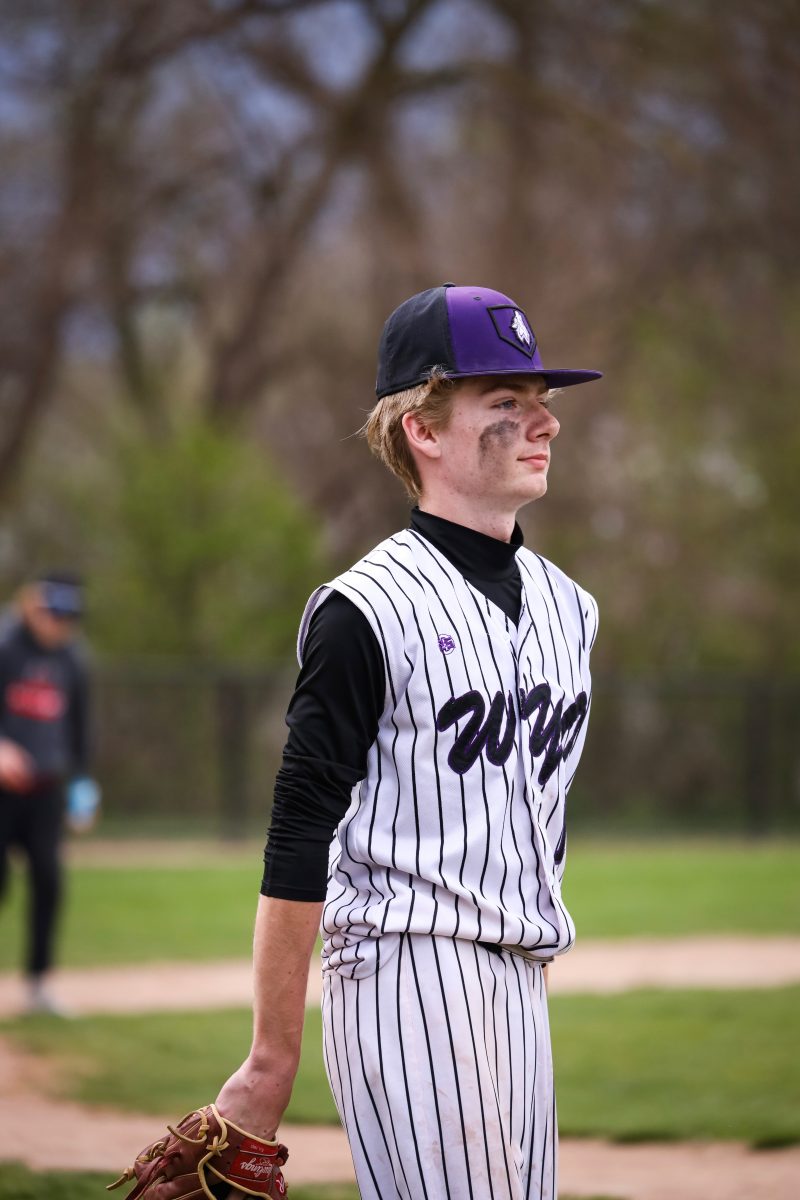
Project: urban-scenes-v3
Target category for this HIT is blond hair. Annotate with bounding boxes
[362,369,458,500]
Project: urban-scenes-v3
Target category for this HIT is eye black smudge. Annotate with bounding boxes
[479,419,519,460]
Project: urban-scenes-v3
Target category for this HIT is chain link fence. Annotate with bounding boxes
[91,665,800,839]
[570,675,800,835]
[92,664,295,840]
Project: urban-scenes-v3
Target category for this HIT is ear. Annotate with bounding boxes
[401,411,443,462]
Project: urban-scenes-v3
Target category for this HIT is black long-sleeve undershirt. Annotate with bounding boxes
[261,507,524,901]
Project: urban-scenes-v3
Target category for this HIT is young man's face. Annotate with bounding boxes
[432,375,560,511]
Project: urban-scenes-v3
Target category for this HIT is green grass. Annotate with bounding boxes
[0,1164,360,1200]
[551,986,800,1145]
[3,1006,338,1125]
[1,839,797,970]
[4,987,799,1146]
[0,1165,612,1200]
[563,840,800,937]
[0,1165,115,1200]
[0,861,261,968]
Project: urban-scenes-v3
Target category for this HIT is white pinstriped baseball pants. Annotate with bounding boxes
[322,934,557,1200]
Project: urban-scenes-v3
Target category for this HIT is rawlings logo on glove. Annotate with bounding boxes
[107,1103,289,1199]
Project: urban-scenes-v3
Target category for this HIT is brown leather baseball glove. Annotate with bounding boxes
[106,1103,289,1199]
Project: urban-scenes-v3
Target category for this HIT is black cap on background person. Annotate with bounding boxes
[36,571,85,620]
[16,570,85,651]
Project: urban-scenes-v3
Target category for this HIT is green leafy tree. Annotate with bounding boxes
[81,419,324,661]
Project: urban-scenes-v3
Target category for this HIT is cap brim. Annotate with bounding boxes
[538,369,603,387]
[444,367,602,389]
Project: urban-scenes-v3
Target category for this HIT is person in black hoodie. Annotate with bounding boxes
[0,570,92,1015]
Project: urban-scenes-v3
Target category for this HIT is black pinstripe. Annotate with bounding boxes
[311,529,592,1198]
[323,935,556,1199]
[310,532,592,973]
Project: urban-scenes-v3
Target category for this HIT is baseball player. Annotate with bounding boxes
[0,571,93,1015]
[215,284,602,1198]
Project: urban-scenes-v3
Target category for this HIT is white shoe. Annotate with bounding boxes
[25,980,73,1019]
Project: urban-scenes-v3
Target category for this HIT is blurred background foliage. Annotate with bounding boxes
[0,0,798,829]
[72,415,322,660]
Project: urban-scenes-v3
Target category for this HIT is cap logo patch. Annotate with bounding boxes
[511,310,531,346]
[487,305,536,359]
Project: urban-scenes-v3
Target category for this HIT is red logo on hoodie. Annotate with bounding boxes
[5,678,66,721]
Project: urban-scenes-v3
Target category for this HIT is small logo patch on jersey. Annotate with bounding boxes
[438,634,456,655]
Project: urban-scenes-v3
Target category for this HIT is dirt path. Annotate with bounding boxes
[558,1138,800,1200]
[0,1037,353,1184]
[2,935,798,1019]
[2,1039,798,1200]
[3,938,799,1198]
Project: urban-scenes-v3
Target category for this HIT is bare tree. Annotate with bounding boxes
[1,0,799,670]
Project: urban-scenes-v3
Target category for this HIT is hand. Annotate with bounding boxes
[214,1052,298,1142]
[0,739,35,792]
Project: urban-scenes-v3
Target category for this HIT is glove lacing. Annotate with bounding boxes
[106,1105,280,1200]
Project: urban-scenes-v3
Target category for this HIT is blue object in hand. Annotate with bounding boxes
[66,776,101,832]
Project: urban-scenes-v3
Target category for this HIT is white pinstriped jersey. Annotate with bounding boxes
[297,528,598,979]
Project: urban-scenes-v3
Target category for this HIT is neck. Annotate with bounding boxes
[418,496,518,542]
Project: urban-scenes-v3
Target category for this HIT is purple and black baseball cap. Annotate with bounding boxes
[376,283,602,399]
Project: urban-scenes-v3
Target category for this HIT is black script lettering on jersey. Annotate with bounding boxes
[520,684,589,785]
[521,683,562,784]
[435,689,516,774]
[437,685,588,783]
